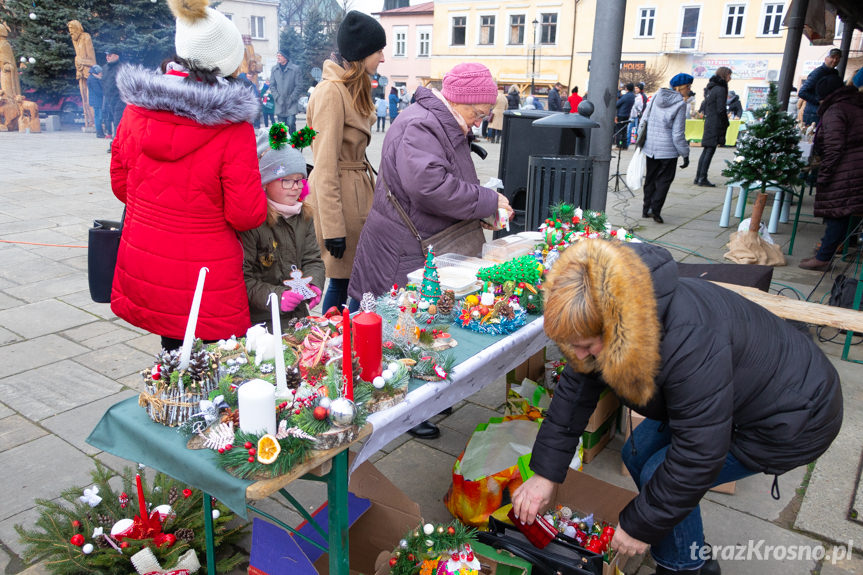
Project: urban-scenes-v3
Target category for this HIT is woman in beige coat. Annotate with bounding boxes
[306,11,386,312]
[487,88,507,143]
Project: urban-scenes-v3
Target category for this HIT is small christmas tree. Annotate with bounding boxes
[722,82,805,195]
[419,246,442,304]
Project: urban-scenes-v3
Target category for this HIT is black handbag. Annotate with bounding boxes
[382,175,486,257]
[87,210,124,303]
[478,517,602,575]
[829,274,862,310]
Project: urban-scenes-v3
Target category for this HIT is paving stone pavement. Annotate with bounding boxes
[0,123,861,575]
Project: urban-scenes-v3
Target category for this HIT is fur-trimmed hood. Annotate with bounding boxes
[543,240,676,406]
[117,65,259,126]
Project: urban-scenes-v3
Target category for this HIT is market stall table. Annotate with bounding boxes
[87,314,549,575]
[685,118,743,146]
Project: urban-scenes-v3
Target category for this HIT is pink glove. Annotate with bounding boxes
[280,290,305,312]
[308,285,322,310]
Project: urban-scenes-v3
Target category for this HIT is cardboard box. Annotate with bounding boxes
[582,411,617,464]
[471,540,533,575]
[506,348,547,388]
[249,460,421,575]
[618,408,736,495]
[586,388,620,433]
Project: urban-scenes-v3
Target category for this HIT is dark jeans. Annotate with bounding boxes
[278,114,297,134]
[622,419,757,571]
[93,106,104,137]
[103,100,126,138]
[376,116,386,132]
[615,117,630,149]
[487,128,500,143]
[481,119,488,138]
[322,278,349,313]
[643,156,677,216]
[696,146,716,182]
[816,215,852,261]
[262,112,275,127]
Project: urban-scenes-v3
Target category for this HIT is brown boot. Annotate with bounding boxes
[798,257,830,271]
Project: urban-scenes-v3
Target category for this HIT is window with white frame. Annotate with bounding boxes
[250,16,265,39]
[637,7,656,37]
[679,6,700,49]
[452,16,466,45]
[394,27,407,57]
[835,15,844,39]
[723,4,745,36]
[417,26,431,57]
[479,15,495,45]
[509,14,525,45]
[760,3,784,36]
[540,13,557,44]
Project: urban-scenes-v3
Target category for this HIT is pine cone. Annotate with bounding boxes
[174,527,195,542]
[437,290,455,315]
[158,349,181,377]
[97,513,113,526]
[168,486,179,506]
[188,349,211,383]
[94,535,110,548]
[285,365,302,389]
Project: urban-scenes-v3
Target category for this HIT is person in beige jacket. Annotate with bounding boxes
[487,87,507,143]
[306,11,386,312]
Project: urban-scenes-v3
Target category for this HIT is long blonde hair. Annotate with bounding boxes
[338,60,374,118]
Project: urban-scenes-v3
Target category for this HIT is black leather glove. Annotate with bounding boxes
[324,237,346,259]
[680,157,690,169]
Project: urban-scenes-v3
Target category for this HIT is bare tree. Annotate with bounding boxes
[619,60,669,94]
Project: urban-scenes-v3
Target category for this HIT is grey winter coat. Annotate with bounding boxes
[530,242,842,546]
[638,89,689,160]
[348,86,499,300]
[269,62,304,117]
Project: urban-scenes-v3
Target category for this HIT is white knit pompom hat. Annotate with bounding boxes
[167,0,244,77]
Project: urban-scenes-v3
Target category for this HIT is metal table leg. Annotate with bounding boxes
[327,450,350,575]
[203,492,216,575]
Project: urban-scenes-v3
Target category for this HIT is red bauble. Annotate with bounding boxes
[248,448,256,456]
[389,557,398,567]
[447,526,455,534]
[120,541,129,549]
[248,456,255,463]
[407,553,415,561]
[158,533,177,548]
[71,520,81,529]
[70,534,85,546]
[244,442,253,449]
[182,488,192,498]
[313,406,328,420]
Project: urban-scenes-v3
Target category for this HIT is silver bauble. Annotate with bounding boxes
[329,397,356,427]
[318,396,332,409]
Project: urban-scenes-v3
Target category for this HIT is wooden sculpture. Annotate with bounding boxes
[15,95,40,132]
[68,20,95,129]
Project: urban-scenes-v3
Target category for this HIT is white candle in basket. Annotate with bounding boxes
[238,379,277,435]
[179,267,209,371]
[268,293,290,400]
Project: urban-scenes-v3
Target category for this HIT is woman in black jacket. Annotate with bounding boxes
[512,240,842,575]
[695,67,731,187]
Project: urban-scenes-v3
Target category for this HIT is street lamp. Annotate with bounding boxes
[531,18,539,95]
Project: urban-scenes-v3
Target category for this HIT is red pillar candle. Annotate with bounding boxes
[353,310,383,382]
[135,474,149,529]
[342,308,353,401]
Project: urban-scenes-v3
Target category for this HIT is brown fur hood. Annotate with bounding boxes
[543,240,675,406]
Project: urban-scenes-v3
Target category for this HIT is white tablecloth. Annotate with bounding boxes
[351,317,549,472]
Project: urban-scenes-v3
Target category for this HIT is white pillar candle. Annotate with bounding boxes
[238,379,277,436]
[179,267,209,371]
[268,293,290,400]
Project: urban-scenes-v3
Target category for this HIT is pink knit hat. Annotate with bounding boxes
[441,63,498,105]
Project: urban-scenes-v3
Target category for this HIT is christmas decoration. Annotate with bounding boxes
[436,290,456,315]
[289,126,317,149]
[139,343,218,427]
[282,265,317,300]
[419,247,442,304]
[16,463,244,575]
[386,521,478,575]
[722,83,804,195]
[354,293,383,382]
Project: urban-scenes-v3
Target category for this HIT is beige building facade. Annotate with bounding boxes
[215,0,281,78]
[430,0,862,106]
[377,2,436,94]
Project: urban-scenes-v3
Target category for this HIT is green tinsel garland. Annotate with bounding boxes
[389,521,477,575]
[477,255,542,285]
[289,126,317,150]
[15,462,246,575]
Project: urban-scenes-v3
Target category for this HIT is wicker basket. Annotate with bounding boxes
[139,374,218,427]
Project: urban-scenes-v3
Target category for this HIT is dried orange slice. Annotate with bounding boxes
[257,434,281,464]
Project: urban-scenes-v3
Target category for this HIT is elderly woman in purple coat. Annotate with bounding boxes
[350,63,512,439]
[350,63,511,303]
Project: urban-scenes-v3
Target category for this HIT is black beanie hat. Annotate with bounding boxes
[337,11,386,62]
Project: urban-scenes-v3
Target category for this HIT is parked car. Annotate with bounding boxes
[26,90,84,125]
